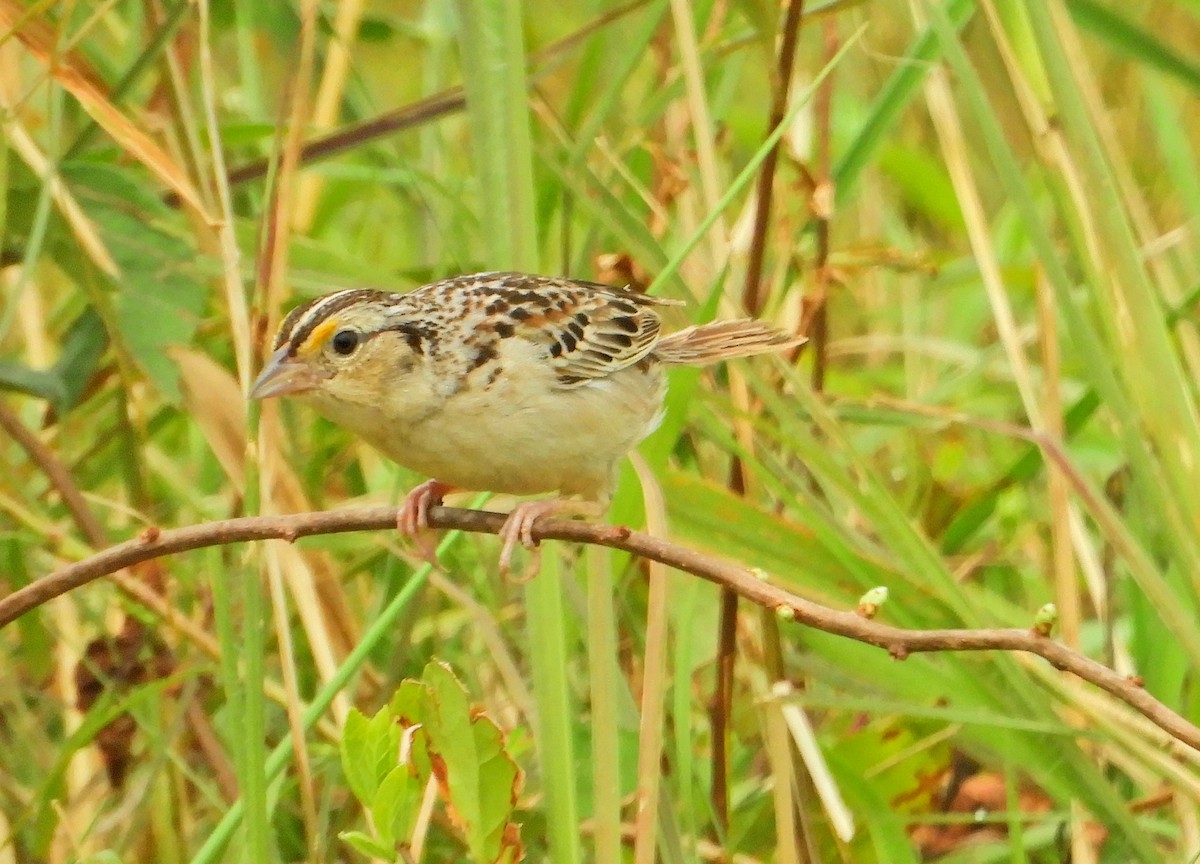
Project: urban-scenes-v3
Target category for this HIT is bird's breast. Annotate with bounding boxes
[386,359,665,497]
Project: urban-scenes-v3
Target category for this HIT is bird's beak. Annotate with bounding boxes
[248,346,330,399]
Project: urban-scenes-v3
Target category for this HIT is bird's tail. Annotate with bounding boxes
[652,319,805,366]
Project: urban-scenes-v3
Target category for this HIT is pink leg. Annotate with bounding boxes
[397,480,455,563]
[397,479,454,535]
[497,498,603,578]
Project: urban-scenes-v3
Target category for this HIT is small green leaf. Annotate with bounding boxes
[472,717,523,861]
[338,830,396,861]
[51,307,108,410]
[419,661,522,863]
[856,586,890,619]
[878,144,965,232]
[388,680,435,778]
[421,662,483,849]
[0,361,67,408]
[340,709,371,802]
[421,661,472,730]
[387,678,427,725]
[340,707,400,804]
[371,765,423,849]
[351,663,523,863]
[1033,603,1059,636]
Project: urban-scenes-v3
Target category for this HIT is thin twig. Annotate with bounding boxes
[710,586,738,831]
[807,16,837,392]
[719,0,809,837]
[740,0,807,318]
[3,505,1198,754]
[1,404,342,740]
[165,0,652,206]
[0,402,106,546]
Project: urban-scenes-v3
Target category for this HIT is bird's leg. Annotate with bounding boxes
[498,498,605,579]
[398,479,456,563]
[397,479,455,534]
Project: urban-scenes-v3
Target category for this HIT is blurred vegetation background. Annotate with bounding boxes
[3,0,1200,861]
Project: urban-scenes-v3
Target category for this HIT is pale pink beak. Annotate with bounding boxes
[248,346,330,399]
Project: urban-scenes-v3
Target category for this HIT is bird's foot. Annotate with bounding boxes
[498,498,603,581]
[397,479,455,565]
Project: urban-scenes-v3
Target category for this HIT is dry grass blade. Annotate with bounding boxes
[0,113,118,275]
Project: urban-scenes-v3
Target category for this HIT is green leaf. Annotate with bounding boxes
[420,662,483,848]
[1068,0,1200,91]
[387,678,426,724]
[472,715,523,862]
[110,218,207,402]
[0,360,67,409]
[51,307,108,410]
[340,709,373,803]
[340,707,401,805]
[419,661,523,863]
[389,680,435,779]
[338,830,397,861]
[878,144,965,232]
[61,162,209,403]
[371,765,423,850]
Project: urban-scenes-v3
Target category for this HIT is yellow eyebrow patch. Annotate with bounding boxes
[298,318,340,356]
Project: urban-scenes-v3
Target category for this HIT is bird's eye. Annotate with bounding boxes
[331,329,360,356]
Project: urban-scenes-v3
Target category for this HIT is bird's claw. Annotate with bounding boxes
[497,499,603,581]
[397,480,453,565]
[498,501,552,581]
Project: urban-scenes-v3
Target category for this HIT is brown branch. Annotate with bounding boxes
[725,0,808,836]
[167,0,652,205]
[2,506,1198,753]
[0,402,106,547]
[806,15,837,393]
[739,0,807,319]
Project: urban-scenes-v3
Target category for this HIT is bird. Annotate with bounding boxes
[249,271,804,572]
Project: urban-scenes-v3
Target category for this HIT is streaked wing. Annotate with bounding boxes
[425,272,681,387]
[536,282,672,385]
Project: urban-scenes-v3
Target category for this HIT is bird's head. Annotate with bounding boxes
[249,290,431,414]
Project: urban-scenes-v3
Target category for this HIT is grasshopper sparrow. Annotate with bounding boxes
[250,272,802,571]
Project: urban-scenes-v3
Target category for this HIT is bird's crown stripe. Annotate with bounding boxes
[285,290,377,353]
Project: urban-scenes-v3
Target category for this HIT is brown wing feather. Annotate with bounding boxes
[542,291,665,385]
[652,319,804,365]
[402,272,688,388]
[453,273,681,387]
